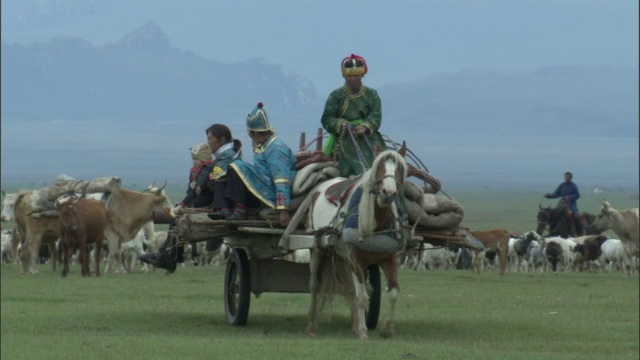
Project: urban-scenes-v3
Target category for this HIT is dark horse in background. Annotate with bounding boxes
[536,200,597,238]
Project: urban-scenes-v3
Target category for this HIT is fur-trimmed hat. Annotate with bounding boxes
[190,143,212,161]
[341,54,367,76]
[246,102,274,132]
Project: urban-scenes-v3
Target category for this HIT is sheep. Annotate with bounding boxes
[543,236,577,272]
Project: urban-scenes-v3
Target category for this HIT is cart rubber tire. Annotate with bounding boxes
[365,264,381,329]
[224,248,251,326]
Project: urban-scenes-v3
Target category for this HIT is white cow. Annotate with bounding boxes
[589,199,639,277]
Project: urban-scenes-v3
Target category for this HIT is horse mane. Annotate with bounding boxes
[357,150,407,235]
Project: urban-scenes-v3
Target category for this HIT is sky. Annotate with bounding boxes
[1,0,638,189]
[1,0,638,95]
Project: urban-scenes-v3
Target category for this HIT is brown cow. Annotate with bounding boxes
[58,197,108,277]
[470,229,510,275]
[102,182,171,273]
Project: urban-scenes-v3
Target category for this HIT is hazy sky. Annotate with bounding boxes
[1,0,638,189]
[2,0,638,94]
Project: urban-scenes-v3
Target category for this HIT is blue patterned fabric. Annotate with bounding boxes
[229,134,296,210]
[246,103,273,132]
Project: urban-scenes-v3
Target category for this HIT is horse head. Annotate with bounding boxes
[536,206,551,235]
[369,144,407,207]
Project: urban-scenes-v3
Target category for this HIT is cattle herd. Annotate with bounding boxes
[1,184,639,278]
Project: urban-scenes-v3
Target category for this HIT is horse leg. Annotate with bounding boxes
[306,250,321,336]
[350,269,368,339]
[378,258,399,338]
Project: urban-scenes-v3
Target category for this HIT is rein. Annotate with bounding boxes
[344,124,369,173]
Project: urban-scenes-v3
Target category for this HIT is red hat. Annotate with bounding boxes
[341,54,367,76]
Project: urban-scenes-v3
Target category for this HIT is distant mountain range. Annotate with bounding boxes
[2,21,637,141]
[1,21,319,125]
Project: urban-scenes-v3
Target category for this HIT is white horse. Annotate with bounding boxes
[305,145,408,339]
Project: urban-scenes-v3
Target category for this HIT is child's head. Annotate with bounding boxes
[190,143,212,165]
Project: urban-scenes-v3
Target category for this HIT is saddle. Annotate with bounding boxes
[325,176,361,206]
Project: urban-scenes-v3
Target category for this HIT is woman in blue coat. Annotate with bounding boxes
[140,123,242,273]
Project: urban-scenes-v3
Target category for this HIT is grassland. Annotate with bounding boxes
[1,262,638,360]
[1,183,638,359]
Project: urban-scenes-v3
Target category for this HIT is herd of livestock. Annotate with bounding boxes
[1,180,638,278]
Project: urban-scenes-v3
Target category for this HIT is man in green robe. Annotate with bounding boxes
[321,54,387,177]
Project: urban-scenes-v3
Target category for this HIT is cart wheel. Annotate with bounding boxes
[365,264,381,329]
[224,248,251,326]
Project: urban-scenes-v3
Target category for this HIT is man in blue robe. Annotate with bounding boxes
[208,102,297,227]
[544,171,587,235]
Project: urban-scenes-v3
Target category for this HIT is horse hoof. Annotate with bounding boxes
[305,326,317,337]
[379,322,394,338]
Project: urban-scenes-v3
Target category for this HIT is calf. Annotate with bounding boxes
[57,198,108,277]
[470,229,509,275]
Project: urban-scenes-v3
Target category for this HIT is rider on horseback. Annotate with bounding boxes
[544,171,588,236]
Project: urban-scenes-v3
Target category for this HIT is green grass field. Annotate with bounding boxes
[1,263,638,360]
[1,184,638,359]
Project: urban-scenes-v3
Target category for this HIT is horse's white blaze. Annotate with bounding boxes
[381,159,399,199]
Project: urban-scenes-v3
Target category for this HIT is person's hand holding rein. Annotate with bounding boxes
[353,125,369,136]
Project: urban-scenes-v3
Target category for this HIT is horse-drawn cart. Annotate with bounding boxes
[169,212,481,327]
[165,130,484,329]
[169,213,385,327]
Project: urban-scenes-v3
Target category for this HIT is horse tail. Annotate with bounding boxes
[314,246,356,315]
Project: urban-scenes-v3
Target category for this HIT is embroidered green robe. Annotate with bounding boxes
[321,85,387,177]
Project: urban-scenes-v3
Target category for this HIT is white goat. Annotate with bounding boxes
[421,243,454,270]
[120,221,154,273]
[599,239,626,273]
